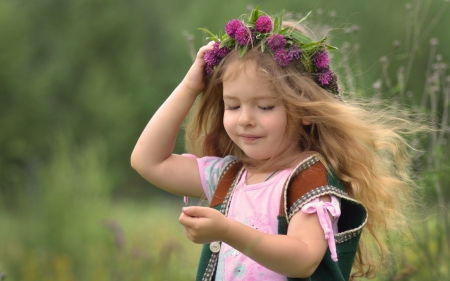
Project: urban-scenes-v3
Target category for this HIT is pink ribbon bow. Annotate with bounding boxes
[301,196,341,261]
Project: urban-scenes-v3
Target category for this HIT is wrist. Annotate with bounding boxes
[218,216,234,242]
[179,79,203,98]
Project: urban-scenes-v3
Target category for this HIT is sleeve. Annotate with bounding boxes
[301,196,341,261]
[286,159,342,262]
[182,154,237,202]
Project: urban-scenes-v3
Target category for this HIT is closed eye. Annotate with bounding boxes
[225,105,240,110]
[259,106,275,111]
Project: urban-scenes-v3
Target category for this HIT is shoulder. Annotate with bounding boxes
[290,156,329,192]
[183,154,237,172]
[200,155,237,167]
[183,154,238,202]
[283,155,348,219]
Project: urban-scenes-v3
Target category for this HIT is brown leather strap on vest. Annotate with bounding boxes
[279,161,328,216]
[209,162,243,207]
[210,159,329,213]
[210,159,329,215]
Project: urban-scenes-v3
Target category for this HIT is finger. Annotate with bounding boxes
[183,227,192,240]
[179,212,199,228]
[204,40,216,49]
[179,212,190,226]
[182,206,209,218]
[196,42,216,59]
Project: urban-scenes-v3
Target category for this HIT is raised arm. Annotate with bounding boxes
[131,43,214,198]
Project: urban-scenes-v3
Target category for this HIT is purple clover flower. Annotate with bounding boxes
[288,45,303,61]
[317,70,335,85]
[204,49,219,66]
[217,46,231,58]
[225,19,244,38]
[313,50,330,69]
[255,15,272,33]
[213,42,231,58]
[204,41,232,73]
[205,64,214,74]
[274,49,290,66]
[234,26,252,45]
[267,34,286,50]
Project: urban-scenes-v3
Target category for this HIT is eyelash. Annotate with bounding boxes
[259,106,274,111]
[225,106,275,111]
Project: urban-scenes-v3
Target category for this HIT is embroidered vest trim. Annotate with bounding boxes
[196,154,368,281]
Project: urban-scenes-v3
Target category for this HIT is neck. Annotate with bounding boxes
[244,151,313,182]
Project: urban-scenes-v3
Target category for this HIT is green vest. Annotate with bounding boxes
[196,155,368,281]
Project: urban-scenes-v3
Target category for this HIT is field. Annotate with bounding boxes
[0,198,202,281]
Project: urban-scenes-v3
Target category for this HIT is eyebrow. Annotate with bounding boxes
[223,95,277,101]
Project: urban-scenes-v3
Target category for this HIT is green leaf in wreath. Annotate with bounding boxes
[301,55,313,72]
[291,31,313,44]
[325,44,339,51]
[221,33,230,42]
[247,22,256,29]
[296,11,312,25]
[302,38,326,50]
[219,37,233,48]
[273,16,280,33]
[279,10,285,27]
[279,27,291,36]
[198,28,219,41]
[249,6,261,24]
[273,10,285,33]
[239,46,248,57]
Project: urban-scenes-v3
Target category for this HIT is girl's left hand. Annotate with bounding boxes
[179,206,230,244]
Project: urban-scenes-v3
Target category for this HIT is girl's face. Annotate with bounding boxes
[222,63,299,160]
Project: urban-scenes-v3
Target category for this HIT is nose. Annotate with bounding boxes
[238,107,255,127]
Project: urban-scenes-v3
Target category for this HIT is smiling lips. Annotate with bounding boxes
[240,134,261,142]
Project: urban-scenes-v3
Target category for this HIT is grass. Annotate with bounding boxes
[1,2,449,277]
[1,196,448,280]
[0,199,201,281]
[0,136,201,281]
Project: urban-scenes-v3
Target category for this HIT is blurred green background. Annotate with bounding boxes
[1,0,449,280]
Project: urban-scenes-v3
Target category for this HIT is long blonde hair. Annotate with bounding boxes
[185,21,424,279]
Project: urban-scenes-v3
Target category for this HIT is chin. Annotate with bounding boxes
[243,152,272,161]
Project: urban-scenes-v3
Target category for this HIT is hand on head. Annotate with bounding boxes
[181,41,216,97]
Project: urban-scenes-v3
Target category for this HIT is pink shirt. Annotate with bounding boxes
[191,155,289,280]
[216,168,294,280]
[186,155,340,280]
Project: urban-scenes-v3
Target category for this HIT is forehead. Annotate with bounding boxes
[223,60,275,98]
[223,60,256,81]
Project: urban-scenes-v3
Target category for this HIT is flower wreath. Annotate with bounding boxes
[201,7,340,95]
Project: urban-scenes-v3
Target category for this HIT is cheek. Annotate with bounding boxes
[223,112,233,134]
[271,117,291,144]
[268,114,288,134]
[284,120,300,145]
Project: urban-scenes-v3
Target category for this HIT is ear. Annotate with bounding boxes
[302,119,312,126]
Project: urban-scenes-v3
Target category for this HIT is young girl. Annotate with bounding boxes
[131,8,417,281]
